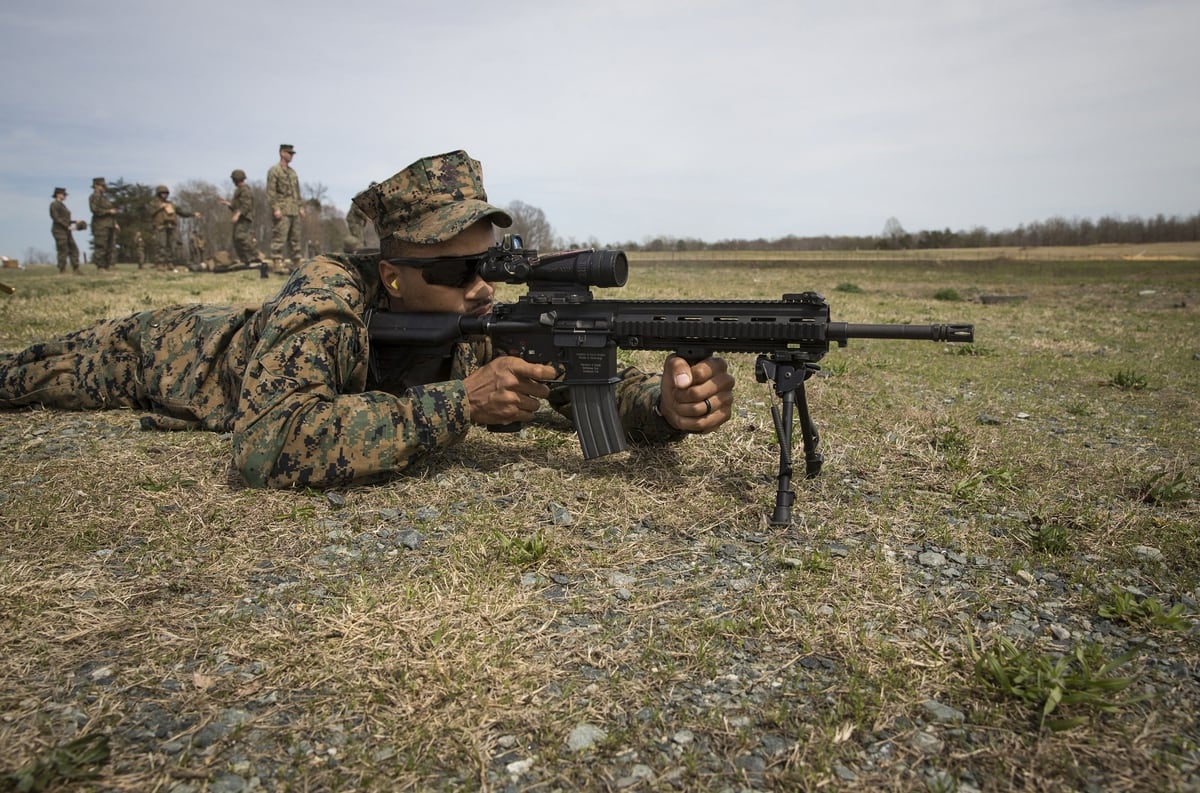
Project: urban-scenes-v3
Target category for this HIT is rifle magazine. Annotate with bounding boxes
[570,383,627,459]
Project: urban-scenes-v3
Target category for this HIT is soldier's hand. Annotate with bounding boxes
[464,357,558,426]
[658,355,735,433]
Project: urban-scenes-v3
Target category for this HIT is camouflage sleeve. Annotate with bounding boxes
[266,166,281,211]
[233,185,253,217]
[50,201,71,231]
[231,258,472,488]
[614,366,689,445]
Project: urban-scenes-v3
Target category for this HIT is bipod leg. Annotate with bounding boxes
[794,375,824,479]
[769,388,797,526]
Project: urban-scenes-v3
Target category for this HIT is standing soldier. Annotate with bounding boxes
[218,169,258,268]
[134,231,146,269]
[189,227,206,268]
[266,143,304,272]
[151,185,202,270]
[49,187,81,274]
[89,177,120,270]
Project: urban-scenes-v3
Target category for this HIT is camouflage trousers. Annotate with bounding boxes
[0,305,240,433]
[270,213,301,263]
[92,222,118,269]
[156,225,185,267]
[53,230,79,271]
[0,311,156,411]
[233,220,256,264]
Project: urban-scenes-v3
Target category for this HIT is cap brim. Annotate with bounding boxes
[395,200,513,244]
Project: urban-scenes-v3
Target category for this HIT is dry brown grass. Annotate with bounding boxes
[1,254,1198,791]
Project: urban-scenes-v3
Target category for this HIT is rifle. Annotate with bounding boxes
[367,236,975,525]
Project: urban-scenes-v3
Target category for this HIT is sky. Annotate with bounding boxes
[2,0,1198,259]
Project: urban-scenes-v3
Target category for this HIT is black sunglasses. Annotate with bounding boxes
[384,253,488,288]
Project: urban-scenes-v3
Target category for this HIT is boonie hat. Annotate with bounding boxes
[352,150,512,245]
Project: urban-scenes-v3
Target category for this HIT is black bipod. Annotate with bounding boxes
[754,354,824,527]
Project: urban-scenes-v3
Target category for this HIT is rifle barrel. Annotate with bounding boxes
[831,323,974,343]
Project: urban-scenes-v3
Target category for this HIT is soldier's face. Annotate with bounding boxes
[380,221,497,315]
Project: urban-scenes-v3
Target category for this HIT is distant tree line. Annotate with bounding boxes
[22,190,1199,266]
[609,212,1200,253]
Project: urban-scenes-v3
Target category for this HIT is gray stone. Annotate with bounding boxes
[566,723,606,752]
[911,730,944,754]
[918,551,947,568]
[923,699,966,724]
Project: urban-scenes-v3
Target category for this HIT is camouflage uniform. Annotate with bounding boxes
[227,173,256,264]
[134,232,145,268]
[49,191,79,272]
[151,187,197,268]
[0,253,681,488]
[267,146,302,266]
[89,178,119,269]
[189,229,206,266]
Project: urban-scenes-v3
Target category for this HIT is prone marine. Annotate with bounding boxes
[0,150,736,488]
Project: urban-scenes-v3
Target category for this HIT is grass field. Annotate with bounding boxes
[0,249,1197,791]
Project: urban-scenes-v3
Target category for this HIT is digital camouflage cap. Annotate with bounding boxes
[351,150,512,245]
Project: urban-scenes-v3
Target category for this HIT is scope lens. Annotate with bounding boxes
[534,249,627,287]
[587,250,628,288]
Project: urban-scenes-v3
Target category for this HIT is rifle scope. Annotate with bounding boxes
[479,248,628,288]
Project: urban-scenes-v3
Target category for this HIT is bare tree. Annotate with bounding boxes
[505,200,555,251]
[302,182,329,206]
[881,216,909,249]
[24,246,52,266]
[175,179,226,262]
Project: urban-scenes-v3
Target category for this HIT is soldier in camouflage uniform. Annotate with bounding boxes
[267,144,304,271]
[218,169,257,265]
[89,177,120,270]
[151,185,202,269]
[0,150,735,489]
[49,187,80,273]
[189,228,206,268]
[134,231,145,269]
